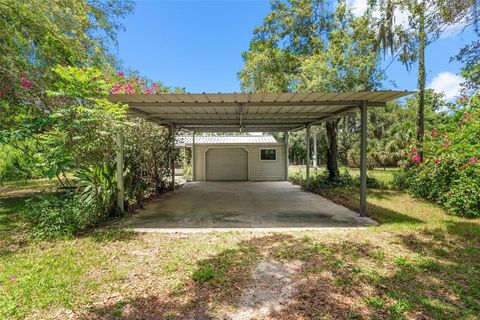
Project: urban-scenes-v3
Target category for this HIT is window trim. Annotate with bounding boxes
[259,148,278,161]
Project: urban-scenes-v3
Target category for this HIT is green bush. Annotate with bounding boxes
[395,94,480,218]
[24,192,98,239]
[291,168,386,192]
[0,145,43,183]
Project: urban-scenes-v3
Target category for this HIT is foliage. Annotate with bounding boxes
[1,65,176,235]
[0,144,43,183]
[0,0,134,127]
[290,168,387,191]
[24,192,97,239]
[123,119,173,206]
[240,0,384,180]
[75,164,118,217]
[178,148,192,181]
[396,94,480,217]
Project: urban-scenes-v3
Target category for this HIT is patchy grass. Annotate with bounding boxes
[0,178,479,319]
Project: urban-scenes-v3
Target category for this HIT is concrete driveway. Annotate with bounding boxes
[122,181,376,232]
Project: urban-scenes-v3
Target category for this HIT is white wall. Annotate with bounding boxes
[193,143,286,181]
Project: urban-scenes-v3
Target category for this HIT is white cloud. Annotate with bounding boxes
[427,72,464,100]
[348,0,368,17]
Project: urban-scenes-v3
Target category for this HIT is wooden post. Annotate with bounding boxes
[284,131,289,180]
[192,131,196,181]
[170,125,175,190]
[116,131,125,214]
[306,124,311,184]
[360,100,368,216]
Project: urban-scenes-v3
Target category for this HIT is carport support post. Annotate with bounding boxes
[284,131,289,180]
[313,131,318,169]
[192,131,196,181]
[306,124,311,184]
[116,131,125,214]
[360,100,368,216]
[170,125,175,190]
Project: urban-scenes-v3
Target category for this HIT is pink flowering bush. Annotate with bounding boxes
[395,94,480,217]
[109,71,174,95]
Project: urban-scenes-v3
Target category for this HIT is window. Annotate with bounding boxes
[260,148,277,161]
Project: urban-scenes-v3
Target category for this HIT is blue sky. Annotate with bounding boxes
[115,0,476,98]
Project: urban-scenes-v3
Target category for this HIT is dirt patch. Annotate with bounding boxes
[223,260,302,320]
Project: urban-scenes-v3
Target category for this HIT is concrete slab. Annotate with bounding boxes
[121,182,376,232]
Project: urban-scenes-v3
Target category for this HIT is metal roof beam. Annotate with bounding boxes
[127,101,386,108]
[141,112,335,119]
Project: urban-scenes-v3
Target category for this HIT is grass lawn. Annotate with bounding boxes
[1,178,479,319]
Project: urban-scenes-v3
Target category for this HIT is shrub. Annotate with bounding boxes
[24,192,98,239]
[395,94,480,218]
[291,168,385,191]
[0,145,43,183]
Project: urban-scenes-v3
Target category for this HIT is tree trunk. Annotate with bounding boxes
[417,2,426,159]
[325,120,340,181]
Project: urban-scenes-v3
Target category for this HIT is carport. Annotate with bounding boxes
[109,91,411,218]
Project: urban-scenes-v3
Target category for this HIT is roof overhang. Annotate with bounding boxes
[108,91,413,132]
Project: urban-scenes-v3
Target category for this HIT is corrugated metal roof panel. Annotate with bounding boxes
[112,91,413,132]
[176,135,278,145]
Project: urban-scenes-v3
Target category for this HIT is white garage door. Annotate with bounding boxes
[206,148,248,181]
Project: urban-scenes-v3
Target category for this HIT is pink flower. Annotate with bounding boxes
[20,74,32,88]
[124,85,133,94]
[434,159,441,165]
[408,148,418,154]
[21,80,32,88]
[117,71,124,77]
[9,275,16,281]
[442,141,451,148]
[145,88,153,94]
[152,83,159,89]
[410,155,421,163]
[111,85,121,94]
[430,129,438,136]
[468,157,478,164]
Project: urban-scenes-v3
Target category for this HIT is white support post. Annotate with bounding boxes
[284,131,289,180]
[360,100,368,216]
[116,131,125,214]
[192,131,196,181]
[313,131,318,169]
[306,124,311,184]
[170,125,176,191]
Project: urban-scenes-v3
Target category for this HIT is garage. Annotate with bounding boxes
[206,148,248,181]
[177,135,287,181]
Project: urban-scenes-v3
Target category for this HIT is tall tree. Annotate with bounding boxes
[239,0,383,180]
[369,0,479,157]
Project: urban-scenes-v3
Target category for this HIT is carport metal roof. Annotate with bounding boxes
[108,91,412,132]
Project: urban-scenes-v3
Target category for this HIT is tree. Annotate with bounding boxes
[0,0,134,127]
[240,0,383,180]
[369,0,479,157]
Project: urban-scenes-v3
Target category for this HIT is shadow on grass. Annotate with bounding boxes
[318,188,424,227]
[79,224,479,319]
